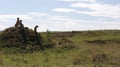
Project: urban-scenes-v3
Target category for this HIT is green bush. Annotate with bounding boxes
[42,30,55,49]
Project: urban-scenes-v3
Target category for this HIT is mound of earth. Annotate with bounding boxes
[0,18,42,48]
[0,27,37,47]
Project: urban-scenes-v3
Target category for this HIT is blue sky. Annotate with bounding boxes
[0,0,120,31]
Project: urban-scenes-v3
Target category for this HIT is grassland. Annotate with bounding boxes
[0,30,120,67]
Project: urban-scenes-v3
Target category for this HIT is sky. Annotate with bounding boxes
[0,0,120,31]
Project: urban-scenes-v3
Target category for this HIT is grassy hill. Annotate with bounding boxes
[0,30,120,67]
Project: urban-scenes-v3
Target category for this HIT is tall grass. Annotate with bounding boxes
[0,30,120,67]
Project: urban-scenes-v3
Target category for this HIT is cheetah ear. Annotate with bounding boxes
[17,17,20,20]
[36,25,39,27]
[19,20,22,23]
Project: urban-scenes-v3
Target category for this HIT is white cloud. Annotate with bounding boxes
[71,3,120,18]
[53,8,75,12]
[28,12,49,17]
[58,0,96,3]
[0,14,32,22]
[45,15,78,31]
[49,16,77,27]
[0,12,120,31]
[0,13,78,31]
[0,13,50,28]
[0,12,50,22]
[53,3,120,18]
[48,11,120,30]
[49,15,88,25]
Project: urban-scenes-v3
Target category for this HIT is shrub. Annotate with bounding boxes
[42,30,55,49]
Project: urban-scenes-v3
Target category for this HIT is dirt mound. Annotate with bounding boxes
[0,27,36,47]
